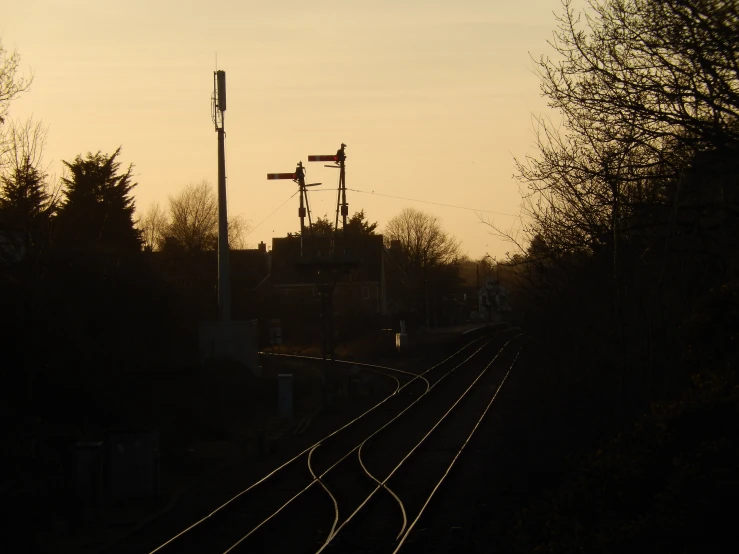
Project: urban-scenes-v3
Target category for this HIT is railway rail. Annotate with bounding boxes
[125,329,512,553]
[220,334,510,553]
[234,332,526,553]
[324,334,528,553]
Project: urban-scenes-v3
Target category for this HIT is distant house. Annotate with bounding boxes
[148,232,454,347]
[266,233,389,344]
[148,241,270,323]
[382,239,414,317]
[475,264,514,323]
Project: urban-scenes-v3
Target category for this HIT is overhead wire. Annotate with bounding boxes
[298,187,518,217]
[346,187,518,217]
[245,190,299,236]
[244,184,517,240]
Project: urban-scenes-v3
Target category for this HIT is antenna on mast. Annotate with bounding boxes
[212,69,230,321]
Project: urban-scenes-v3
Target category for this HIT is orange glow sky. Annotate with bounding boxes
[3,0,561,260]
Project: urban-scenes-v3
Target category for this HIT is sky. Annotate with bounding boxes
[3,0,562,260]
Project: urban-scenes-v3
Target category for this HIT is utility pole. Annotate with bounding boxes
[212,70,231,322]
[336,143,348,236]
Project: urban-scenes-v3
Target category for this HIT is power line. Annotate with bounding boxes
[246,190,298,236]
[345,188,518,217]
[246,186,517,240]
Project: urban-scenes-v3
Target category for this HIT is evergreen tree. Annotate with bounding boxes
[311,214,334,236]
[55,147,141,252]
[0,163,54,256]
[345,209,378,236]
[0,118,56,260]
[308,210,378,237]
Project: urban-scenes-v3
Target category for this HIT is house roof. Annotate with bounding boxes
[150,247,270,289]
[271,234,384,286]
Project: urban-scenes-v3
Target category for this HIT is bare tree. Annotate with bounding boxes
[384,208,461,270]
[0,40,33,130]
[138,202,168,252]
[496,0,739,400]
[164,180,250,253]
[487,0,739,267]
[384,208,462,327]
[227,213,250,249]
[538,0,739,155]
[501,0,739,258]
[165,181,217,253]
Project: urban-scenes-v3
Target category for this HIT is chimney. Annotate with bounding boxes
[390,239,401,251]
[258,241,266,254]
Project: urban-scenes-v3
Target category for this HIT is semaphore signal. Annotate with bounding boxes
[266,162,321,256]
[309,143,348,254]
[307,154,338,162]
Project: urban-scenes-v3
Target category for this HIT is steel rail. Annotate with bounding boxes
[357,435,408,540]
[393,339,528,552]
[148,336,486,553]
[224,337,495,553]
[307,445,339,541]
[355,336,525,542]
[261,351,430,393]
[315,333,524,553]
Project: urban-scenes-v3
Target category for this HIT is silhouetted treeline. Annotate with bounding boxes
[0,147,196,429]
[472,3,739,551]
[498,0,738,408]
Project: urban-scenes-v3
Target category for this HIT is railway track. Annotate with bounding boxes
[222,334,507,553]
[327,334,528,553]
[114,329,511,553]
[210,330,523,553]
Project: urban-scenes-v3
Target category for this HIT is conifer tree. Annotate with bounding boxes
[0,118,55,259]
[56,147,141,252]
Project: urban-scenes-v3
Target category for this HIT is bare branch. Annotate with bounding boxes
[0,41,33,129]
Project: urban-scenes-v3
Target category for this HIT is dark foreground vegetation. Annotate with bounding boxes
[472,347,737,553]
[476,0,738,550]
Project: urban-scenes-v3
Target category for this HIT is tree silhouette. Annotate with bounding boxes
[138,202,168,252]
[0,119,57,260]
[310,214,334,236]
[345,209,378,236]
[538,0,739,154]
[384,208,460,270]
[162,180,249,253]
[308,210,378,237]
[384,208,462,327]
[0,40,32,128]
[498,0,739,402]
[506,0,739,260]
[55,147,141,252]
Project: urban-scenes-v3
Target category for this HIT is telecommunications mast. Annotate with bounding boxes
[212,70,231,322]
